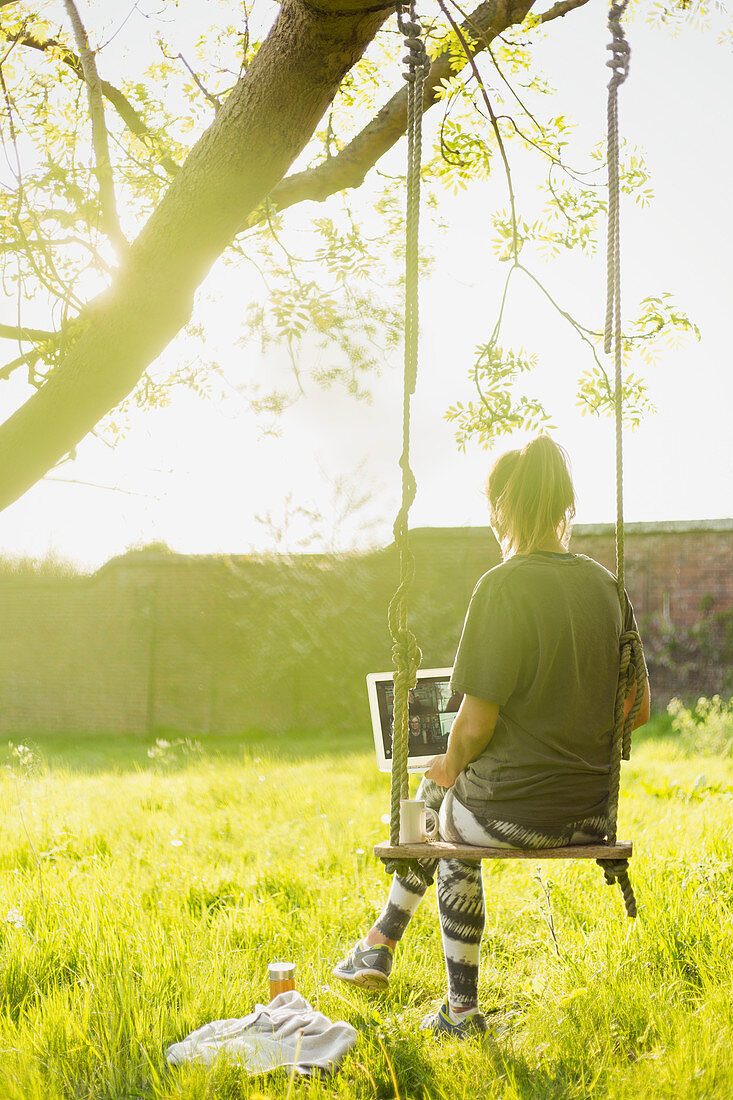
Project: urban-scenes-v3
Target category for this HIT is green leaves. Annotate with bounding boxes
[445,344,554,451]
[576,366,655,428]
[433,120,493,192]
[630,293,701,364]
[443,276,700,444]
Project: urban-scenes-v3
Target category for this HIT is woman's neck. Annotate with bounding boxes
[505,537,569,558]
[533,537,569,554]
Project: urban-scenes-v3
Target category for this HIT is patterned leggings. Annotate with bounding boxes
[375,778,607,1009]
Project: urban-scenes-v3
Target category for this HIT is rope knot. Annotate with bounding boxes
[391,628,421,684]
[596,856,637,918]
[597,856,628,886]
[606,39,630,89]
[382,856,435,886]
[606,1,631,91]
[396,4,429,73]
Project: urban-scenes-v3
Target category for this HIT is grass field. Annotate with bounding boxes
[0,713,731,1099]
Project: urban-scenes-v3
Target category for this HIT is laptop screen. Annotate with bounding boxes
[366,668,462,773]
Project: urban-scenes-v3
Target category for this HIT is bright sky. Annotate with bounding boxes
[0,1,731,568]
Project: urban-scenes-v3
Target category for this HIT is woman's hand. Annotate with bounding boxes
[425,754,458,788]
[424,696,498,789]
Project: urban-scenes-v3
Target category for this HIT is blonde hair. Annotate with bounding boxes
[486,436,576,555]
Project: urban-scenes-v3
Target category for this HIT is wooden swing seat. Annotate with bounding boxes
[374,840,632,862]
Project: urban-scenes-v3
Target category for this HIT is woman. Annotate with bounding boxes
[334,436,650,1036]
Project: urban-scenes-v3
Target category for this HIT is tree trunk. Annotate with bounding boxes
[0,0,391,510]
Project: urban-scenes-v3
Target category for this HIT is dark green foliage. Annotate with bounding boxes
[643,604,733,698]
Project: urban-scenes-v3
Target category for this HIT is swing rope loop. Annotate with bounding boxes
[599,0,641,919]
[381,0,644,915]
[383,1,429,873]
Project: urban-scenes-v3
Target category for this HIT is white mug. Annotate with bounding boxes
[399,799,440,845]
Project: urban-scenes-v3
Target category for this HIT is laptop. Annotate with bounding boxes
[366,667,462,773]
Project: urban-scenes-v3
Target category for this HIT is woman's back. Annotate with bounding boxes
[450,551,632,828]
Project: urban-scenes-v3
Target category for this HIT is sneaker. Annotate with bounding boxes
[420,1000,487,1038]
[332,940,393,990]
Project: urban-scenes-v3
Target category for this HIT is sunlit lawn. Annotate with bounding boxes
[0,717,731,1099]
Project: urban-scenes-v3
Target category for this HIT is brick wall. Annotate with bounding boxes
[569,523,733,632]
[568,522,733,699]
[0,569,150,735]
[0,520,730,737]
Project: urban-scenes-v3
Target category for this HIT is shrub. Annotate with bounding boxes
[667,695,733,756]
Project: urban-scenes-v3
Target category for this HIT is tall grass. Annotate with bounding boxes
[0,719,731,1099]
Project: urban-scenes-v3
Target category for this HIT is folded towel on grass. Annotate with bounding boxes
[166,990,357,1077]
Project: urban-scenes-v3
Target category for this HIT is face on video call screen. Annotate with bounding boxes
[375,676,462,760]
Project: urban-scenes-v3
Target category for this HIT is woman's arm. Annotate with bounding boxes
[624,677,651,729]
[425,694,499,788]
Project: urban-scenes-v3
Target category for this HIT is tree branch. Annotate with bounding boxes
[6,29,180,177]
[538,0,592,23]
[0,347,42,382]
[63,0,127,257]
[174,51,223,112]
[256,0,590,222]
[0,322,56,342]
[44,475,152,497]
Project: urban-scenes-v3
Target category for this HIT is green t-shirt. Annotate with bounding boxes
[450,552,641,828]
